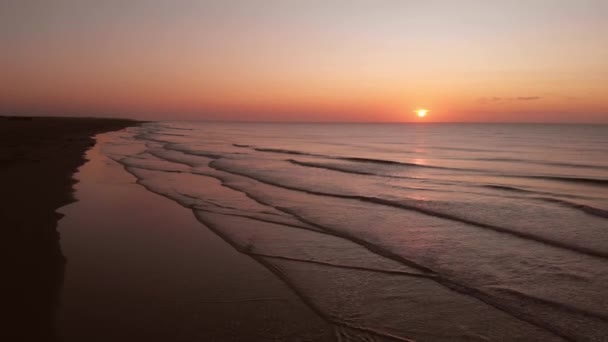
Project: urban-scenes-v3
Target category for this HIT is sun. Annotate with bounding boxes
[415,108,429,118]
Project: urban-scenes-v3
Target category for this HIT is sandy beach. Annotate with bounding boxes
[1,116,136,341]
[2,118,332,341]
[56,134,332,341]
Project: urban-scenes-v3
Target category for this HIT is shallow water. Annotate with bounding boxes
[72,122,608,341]
[57,134,332,341]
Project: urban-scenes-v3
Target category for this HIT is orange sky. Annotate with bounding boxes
[1,0,607,122]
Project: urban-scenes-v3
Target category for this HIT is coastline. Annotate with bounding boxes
[56,130,333,341]
[5,118,606,341]
[1,116,138,341]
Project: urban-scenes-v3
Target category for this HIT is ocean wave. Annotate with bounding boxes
[131,137,608,224]
[532,197,608,219]
[488,286,608,323]
[253,252,435,279]
[249,145,608,187]
[155,125,194,131]
[147,149,213,167]
[287,159,380,176]
[473,157,608,170]
[113,137,604,341]
[254,147,323,157]
[287,160,604,214]
[429,145,507,153]
[209,159,608,259]
[113,125,608,340]
[157,132,187,137]
[480,184,585,199]
[290,157,608,187]
[128,138,608,221]
[164,144,224,159]
[192,174,596,340]
[256,146,453,169]
[133,133,175,144]
[337,156,448,169]
[482,184,533,193]
[516,175,608,187]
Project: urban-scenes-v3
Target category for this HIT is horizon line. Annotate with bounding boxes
[2,115,607,125]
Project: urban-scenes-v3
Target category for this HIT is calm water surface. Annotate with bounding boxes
[95,122,608,341]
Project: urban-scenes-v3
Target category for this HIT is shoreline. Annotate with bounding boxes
[1,116,138,341]
[56,130,333,341]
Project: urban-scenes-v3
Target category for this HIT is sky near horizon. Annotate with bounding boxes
[1,0,607,122]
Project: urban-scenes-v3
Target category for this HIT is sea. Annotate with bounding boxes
[82,122,608,341]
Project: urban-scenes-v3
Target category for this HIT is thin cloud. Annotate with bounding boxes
[479,96,542,104]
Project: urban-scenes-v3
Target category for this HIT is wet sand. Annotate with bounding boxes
[56,133,333,341]
[1,116,136,341]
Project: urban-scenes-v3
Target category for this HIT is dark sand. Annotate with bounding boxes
[1,116,136,341]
